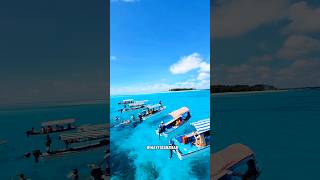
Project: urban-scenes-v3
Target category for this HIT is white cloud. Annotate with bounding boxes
[283,1,320,34]
[169,53,203,74]
[169,52,210,87]
[214,0,288,38]
[277,35,320,59]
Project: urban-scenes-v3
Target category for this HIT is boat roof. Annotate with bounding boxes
[211,143,254,179]
[123,99,134,102]
[146,104,162,109]
[169,107,189,119]
[191,118,210,134]
[60,129,108,142]
[78,124,108,132]
[164,107,189,125]
[41,118,75,127]
[129,101,145,107]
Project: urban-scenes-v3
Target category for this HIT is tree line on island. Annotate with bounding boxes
[210,84,278,94]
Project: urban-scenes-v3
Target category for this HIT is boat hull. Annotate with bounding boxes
[174,145,210,160]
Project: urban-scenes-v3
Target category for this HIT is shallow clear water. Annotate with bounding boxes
[0,103,107,179]
[110,90,210,180]
[212,89,320,180]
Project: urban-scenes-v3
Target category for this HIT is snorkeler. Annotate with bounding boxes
[45,134,52,152]
[18,173,27,180]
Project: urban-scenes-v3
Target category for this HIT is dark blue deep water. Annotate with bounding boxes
[212,89,320,180]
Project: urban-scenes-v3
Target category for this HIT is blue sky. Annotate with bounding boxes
[110,0,210,95]
[213,0,320,88]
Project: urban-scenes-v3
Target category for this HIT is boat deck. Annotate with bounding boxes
[172,136,204,155]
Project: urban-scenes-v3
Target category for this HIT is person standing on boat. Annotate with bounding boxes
[158,121,165,139]
[138,114,143,123]
[45,134,52,153]
[159,100,162,106]
[169,139,175,159]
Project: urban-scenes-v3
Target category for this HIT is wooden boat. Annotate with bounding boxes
[119,100,149,113]
[139,104,166,121]
[39,139,108,158]
[171,118,210,160]
[118,99,134,105]
[77,123,109,132]
[26,118,76,136]
[211,143,260,180]
[155,107,191,137]
[28,128,109,160]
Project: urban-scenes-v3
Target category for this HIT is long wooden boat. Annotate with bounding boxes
[119,100,149,113]
[155,107,191,137]
[39,139,108,158]
[118,99,134,105]
[171,118,210,160]
[26,118,76,136]
[140,104,166,121]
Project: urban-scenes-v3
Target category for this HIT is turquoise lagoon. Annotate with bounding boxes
[213,89,320,180]
[110,90,210,180]
[0,102,107,179]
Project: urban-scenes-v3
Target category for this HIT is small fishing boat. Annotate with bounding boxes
[171,118,210,160]
[26,118,76,137]
[139,104,166,121]
[118,99,134,105]
[118,100,149,113]
[211,143,261,180]
[156,107,191,137]
[27,128,109,160]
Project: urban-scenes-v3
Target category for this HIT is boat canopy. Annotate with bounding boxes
[164,107,189,126]
[129,102,145,107]
[78,124,108,132]
[191,118,210,134]
[169,107,189,119]
[146,104,162,109]
[41,118,75,127]
[60,129,108,143]
[123,99,134,102]
[211,143,254,179]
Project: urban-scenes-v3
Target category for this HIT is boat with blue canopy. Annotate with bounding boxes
[170,118,210,160]
[156,107,191,137]
[139,104,166,121]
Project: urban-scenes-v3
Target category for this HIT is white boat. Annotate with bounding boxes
[140,104,166,121]
[155,107,191,137]
[118,99,134,105]
[26,118,76,136]
[171,118,210,160]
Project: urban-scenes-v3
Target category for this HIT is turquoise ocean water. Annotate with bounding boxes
[0,102,107,179]
[213,89,320,180]
[110,90,210,180]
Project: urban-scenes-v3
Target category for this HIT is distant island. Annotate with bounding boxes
[169,88,195,92]
[211,84,278,94]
